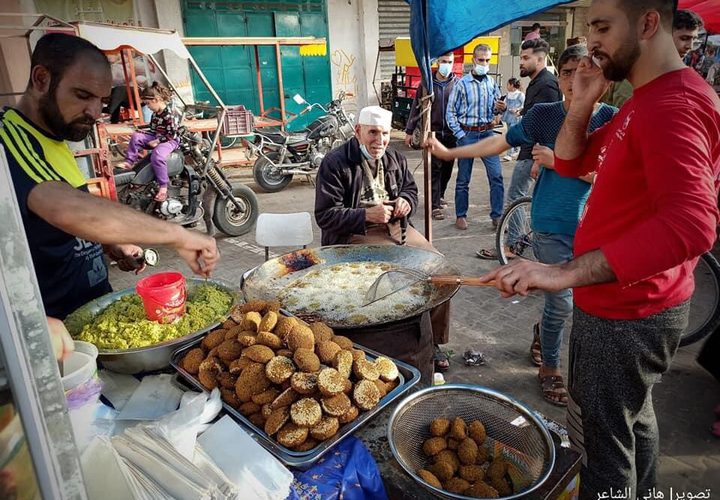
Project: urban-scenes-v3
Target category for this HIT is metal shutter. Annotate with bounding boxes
[377,0,411,80]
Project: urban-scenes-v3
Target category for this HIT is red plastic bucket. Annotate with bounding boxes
[136,272,187,323]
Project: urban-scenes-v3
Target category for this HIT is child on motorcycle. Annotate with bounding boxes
[117,82,178,201]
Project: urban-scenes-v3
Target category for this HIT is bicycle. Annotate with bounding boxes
[492,195,720,347]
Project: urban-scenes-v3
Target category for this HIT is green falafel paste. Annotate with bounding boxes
[71,285,232,349]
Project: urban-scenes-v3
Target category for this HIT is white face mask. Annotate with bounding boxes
[359,143,374,160]
[437,62,453,77]
[474,64,489,76]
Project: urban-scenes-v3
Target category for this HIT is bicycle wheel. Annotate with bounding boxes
[680,251,720,347]
[496,196,536,266]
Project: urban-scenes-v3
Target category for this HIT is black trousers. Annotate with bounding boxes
[431,135,456,210]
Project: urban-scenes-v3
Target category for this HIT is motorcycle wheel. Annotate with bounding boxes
[253,152,293,193]
[212,183,259,236]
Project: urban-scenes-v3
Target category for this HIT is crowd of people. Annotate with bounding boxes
[2,1,718,499]
[319,1,719,498]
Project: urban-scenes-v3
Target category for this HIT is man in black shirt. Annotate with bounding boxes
[478,38,561,260]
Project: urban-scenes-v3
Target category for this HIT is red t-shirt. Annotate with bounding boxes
[555,68,720,319]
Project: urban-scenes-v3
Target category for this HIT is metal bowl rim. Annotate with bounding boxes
[70,277,238,356]
[386,383,557,500]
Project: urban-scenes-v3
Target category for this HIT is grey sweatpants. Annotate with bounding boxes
[566,302,689,500]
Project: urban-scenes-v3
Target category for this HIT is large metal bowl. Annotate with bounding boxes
[241,245,461,328]
[65,278,237,374]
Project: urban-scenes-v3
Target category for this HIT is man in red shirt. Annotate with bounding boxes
[480,0,720,498]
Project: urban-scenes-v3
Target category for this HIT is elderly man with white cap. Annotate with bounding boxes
[315,105,451,379]
[315,105,431,249]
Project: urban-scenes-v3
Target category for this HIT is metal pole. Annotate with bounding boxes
[188,56,226,109]
[254,46,265,115]
[126,49,143,125]
[422,96,433,242]
[275,43,286,130]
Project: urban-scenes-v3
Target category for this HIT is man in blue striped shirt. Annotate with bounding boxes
[446,44,503,230]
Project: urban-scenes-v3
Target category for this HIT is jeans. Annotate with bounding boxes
[504,158,534,246]
[567,302,688,500]
[432,135,456,209]
[455,130,503,220]
[532,232,574,368]
[126,131,178,187]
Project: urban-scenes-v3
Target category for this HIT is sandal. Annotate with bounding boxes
[531,323,543,366]
[434,347,450,373]
[475,248,497,260]
[154,188,168,202]
[539,374,569,407]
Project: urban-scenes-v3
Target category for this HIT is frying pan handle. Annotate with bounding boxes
[430,275,496,287]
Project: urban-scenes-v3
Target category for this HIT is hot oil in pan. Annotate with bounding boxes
[279,249,322,274]
[278,262,431,327]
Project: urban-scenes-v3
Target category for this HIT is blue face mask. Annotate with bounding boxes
[359,143,374,160]
[437,62,453,77]
[474,64,489,76]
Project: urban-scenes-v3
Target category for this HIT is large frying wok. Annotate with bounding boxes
[241,245,460,329]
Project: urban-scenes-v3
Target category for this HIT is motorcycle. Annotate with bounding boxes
[113,124,259,237]
[251,91,355,193]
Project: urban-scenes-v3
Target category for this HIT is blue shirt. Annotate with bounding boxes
[446,73,501,139]
[506,101,617,236]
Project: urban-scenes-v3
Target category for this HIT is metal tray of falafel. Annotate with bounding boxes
[170,302,421,469]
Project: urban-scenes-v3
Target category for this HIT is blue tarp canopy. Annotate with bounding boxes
[407,0,575,88]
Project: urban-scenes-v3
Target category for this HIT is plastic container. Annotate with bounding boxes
[221,105,254,136]
[62,341,102,452]
[136,272,186,323]
[62,341,99,391]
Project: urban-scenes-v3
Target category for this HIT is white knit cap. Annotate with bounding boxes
[357,106,392,129]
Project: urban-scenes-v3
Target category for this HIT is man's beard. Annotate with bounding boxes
[596,36,641,82]
[39,85,95,142]
[519,63,536,78]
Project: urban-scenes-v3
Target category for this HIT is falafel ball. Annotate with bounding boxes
[309,322,334,343]
[457,437,479,465]
[465,481,499,499]
[265,356,296,384]
[293,348,321,373]
[459,464,485,482]
[181,348,205,375]
[422,436,448,457]
[316,341,342,364]
[417,470,442,489]
[450,417,468,440]
[444,477,471,495]
[468,420,487,445]
[430,417,451,437]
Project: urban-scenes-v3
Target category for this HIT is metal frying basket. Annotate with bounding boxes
[387,384,556,500]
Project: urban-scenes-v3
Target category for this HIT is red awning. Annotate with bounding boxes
[679,0,720,34]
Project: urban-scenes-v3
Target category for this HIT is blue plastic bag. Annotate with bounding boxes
[288,437,387,500]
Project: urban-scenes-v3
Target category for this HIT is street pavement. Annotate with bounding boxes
[110,132,719,495]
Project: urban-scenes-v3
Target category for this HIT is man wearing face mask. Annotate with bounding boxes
[404,52,458,221]
[446,44,503,231]
[315,106,452,377]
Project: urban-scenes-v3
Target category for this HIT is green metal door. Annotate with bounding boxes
[182,0,332,131]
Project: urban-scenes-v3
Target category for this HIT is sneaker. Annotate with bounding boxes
[502,155,512,162]
[432,208,445,220]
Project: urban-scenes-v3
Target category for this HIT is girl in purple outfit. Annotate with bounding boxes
[117,82,178,201]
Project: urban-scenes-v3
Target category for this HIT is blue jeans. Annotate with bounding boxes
[455,131,503,220]
[532,232,574,368]
[504,158,534,247]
